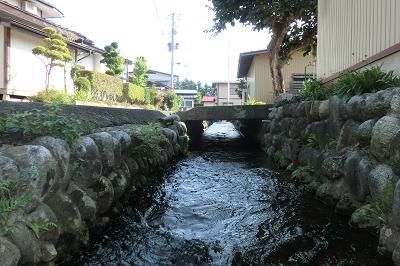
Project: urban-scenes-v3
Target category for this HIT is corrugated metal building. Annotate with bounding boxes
[318,0,400,81]
[238,50,315,103]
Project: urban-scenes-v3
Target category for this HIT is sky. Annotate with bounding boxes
[49,0,270,85]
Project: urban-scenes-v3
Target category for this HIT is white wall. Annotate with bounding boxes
[8,28,76,96]
[0,25,4,91]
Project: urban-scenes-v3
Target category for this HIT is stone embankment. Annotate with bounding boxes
[0,114,188,266]
[259,87,400,265]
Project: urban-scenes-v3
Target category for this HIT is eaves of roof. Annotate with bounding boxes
[237,49,268,78]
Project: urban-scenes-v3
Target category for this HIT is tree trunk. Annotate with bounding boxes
[267,24,289,97]
[45,65,51,92]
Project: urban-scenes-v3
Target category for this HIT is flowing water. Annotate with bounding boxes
[64,122,392,266]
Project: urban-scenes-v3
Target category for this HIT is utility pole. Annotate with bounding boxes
[227,37,231,105]
[168,13,179,89]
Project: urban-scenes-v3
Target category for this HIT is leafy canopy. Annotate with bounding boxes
[209,0,317,60]
[132,56,149,87]
[101,42,125,76]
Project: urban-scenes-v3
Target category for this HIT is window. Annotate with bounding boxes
[229,88,237,96]
[183,100,193,108]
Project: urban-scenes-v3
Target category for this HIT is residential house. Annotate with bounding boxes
[213,81,242,106]
[0,0,130,100]
[174,89,197,111]
[237,49,315,103]
[202,95,216,107]
[317,0,400,82]
[147,69,179,90]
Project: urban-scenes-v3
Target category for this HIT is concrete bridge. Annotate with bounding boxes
[177,105,272,121]
[177,105,272,145]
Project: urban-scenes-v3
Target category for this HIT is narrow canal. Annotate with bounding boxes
[65,122,392,265]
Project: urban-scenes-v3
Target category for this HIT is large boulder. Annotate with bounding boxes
[305,121,327,148]
[390,132,400,175]
[356,119,376,146]
[0,237,21,266]
[370,116,400,161]
[319,100,330,119]
[8,223,41,265]
[346,95,367,121]
[93,176,115,214]
[391,180,400,227]
[350,204,381,229]
[0,154,19,181]
[344,152,371,202]
[369,164,397,201]
[320,151,345,180]
[0,145,57,201]
[66,183,97,223]
[337,120,360,149]
[378,226,400,256]
[298,147,322,171]
[26,203,60,243]
[32,137,71,193]
[89,132,115,170]
[71,137,102,190]
[108,130,131,152]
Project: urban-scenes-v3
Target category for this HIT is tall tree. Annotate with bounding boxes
[209,0,317,96]
[132,56,148,87]
[32,27,73,91]
[101,42,125,76]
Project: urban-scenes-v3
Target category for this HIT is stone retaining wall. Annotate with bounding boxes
[0,115,188,266]
[258,87,400,265]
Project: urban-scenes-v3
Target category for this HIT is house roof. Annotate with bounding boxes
[174,89,198,95]
[0,1,103,54]
[35,0,64,18]
[211,81,240,87]
[237,49,268,78]
[202,96,215,102]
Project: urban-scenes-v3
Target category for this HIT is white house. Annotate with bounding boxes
[0,0,127,100]
[212,81,242,106]
[174,89,197,111]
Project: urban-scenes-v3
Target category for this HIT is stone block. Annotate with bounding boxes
[370,116,400,161]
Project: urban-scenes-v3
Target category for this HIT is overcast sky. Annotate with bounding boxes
[49,0,270,84]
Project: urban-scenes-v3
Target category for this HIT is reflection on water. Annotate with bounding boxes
[64,122,392,266]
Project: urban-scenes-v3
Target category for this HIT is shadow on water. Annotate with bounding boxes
[62,122,393,266]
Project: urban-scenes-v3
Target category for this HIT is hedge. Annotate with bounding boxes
[79,70,123,101]
[123,83,145,103]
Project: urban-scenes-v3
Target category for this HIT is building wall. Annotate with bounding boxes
[248,52,314,103]
[5,0,22,8]
[317,0,400,79]
[0,25,4,92]
[216,83,241,105]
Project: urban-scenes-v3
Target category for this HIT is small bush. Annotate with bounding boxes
[298,79,331,101]
[163,91,183,112]
[73,89,92,102]
[29,89,75,105]
[133,123,169,156]
[74,77,91,92]
[333,65,400,98]
[145,87,161,107]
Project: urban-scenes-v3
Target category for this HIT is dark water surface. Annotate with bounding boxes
[65,122,392,266]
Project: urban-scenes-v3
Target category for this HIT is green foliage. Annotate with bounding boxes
[273,150,289,168]
[176,79,198,90]
[32,27,73,90]
[73,89,92,102]
[325,137,339,150]
[247,97,267,105]
[123,83,145,104]
[0,105,82,144]
[0,181,32,235]
[79,70,123,101]
[145,87,162,107]
[236,79,247,99]
[333,66,400,98]
[196,91,204,104]
[70,64,84,80]
[132,56,148,87]
[133,123,169,156]
[74,77,91,92]
[27,222,57,239]
[163,91,183,112]
[101,42,125,76]
[29,89,75,105]
[306,134,319,148]
[298,79,331,101]
[291,165,314,179]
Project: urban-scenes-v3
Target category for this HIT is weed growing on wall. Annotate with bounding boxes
[133,123,169,157]
[306,134,319,148]
[0,181,32,235]
[291,165,314,179]
[0,105,86,144]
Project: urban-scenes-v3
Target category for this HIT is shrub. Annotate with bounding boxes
[163,91,183,112]
[298,79,331,101]
[29,89,75,105]
[133,123,169,156]
[78,70,123,101]
[123,83,145,103]
[145,87,161,107]
[73,89,92,102]
[333,65,400,98]
[74,77,91,92]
